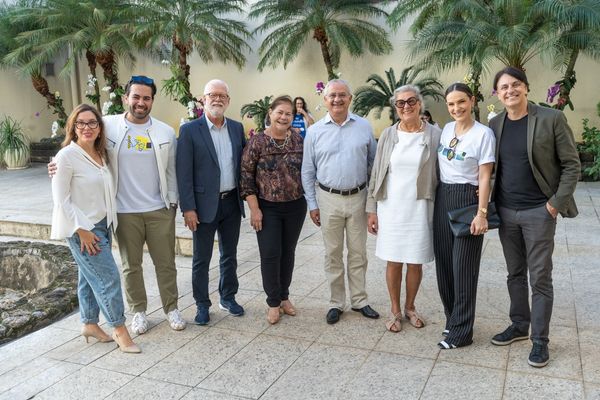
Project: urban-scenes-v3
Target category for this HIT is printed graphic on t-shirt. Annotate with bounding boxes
[127,134,152,151]
[437,143,466,161]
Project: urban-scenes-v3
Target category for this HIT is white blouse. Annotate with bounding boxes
[50,142,117,239]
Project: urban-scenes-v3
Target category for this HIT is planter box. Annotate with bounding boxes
[30,141,61,163]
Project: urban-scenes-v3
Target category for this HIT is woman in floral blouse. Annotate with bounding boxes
[240,95,307,324]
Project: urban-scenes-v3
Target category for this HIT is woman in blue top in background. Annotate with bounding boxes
[292,97,314,138]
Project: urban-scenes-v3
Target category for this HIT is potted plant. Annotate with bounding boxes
[0,116,30,169]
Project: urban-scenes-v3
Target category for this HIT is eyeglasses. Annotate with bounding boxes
[129,75,154,85]
[497,81,523,92]
[75,120,99,130]
[326,92,349,99]
[447,136,459,160]
[205,93,229,101]
[394,97,419,108]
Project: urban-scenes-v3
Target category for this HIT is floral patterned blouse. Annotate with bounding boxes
[240,131,304,202]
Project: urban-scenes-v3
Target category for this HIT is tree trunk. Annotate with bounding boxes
[96,50,122,109]
[174,36,193,103]
[313,26,336,81]
[31,72,68,124]
[471,66,483,122]
[85,50,101,112]
[555,48,579,111]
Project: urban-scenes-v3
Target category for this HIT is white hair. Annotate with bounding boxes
[323,79,352,97]
[203,79,230,95]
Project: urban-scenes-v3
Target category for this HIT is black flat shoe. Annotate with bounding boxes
[326,308,343,324]
[351,305,380,319]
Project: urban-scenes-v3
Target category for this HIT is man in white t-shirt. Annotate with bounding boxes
[102,76,186,334]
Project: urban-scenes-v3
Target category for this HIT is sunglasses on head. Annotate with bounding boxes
[447,136,459,161]
[129,75,154,85]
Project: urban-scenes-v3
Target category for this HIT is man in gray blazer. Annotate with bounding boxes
[488,67,580,368]
[176,79,246,325]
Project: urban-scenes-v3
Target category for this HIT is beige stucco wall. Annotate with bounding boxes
[1,15,599,143]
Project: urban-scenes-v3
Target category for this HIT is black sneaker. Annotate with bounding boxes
[491,325,529,346]
[528,341,549,367]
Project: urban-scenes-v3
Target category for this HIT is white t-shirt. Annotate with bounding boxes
[437,120,496,185]
[116,119,164,213]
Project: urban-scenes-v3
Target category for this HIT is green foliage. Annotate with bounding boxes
[0,116,29,159]
[161,62,195,106]
[105,86,124,115]
[352,66,444,122]
[240,96,273,132]
[249,0,392,80]
[580,118,600,180]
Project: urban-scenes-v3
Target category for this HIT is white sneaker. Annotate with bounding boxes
[167,309,187,331]
[131,311,149,334]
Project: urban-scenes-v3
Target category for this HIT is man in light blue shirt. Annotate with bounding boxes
[302,79,379,324]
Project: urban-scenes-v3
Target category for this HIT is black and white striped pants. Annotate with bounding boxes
[433,182,484,346]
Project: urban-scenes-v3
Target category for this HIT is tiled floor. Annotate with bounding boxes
[1,165,599,399]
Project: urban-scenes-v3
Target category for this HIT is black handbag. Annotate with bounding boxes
[447,202,501,237]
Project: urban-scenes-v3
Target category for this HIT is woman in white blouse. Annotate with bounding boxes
[51,104,140,353]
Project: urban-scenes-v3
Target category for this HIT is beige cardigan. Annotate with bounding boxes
[366,122,441,213]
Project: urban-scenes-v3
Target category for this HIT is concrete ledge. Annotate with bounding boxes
[0,220,195,257]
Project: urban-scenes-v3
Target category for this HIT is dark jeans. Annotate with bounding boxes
[498,204,557,343]
[192,194,241,308]
[257,197,307,307]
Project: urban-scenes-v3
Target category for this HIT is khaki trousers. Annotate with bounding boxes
[115,207,178,314]
[317,188,369,309]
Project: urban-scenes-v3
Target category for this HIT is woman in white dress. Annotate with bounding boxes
[367,85,442,332]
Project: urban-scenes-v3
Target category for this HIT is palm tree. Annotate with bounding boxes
[240,95,273,132]
[249,0,393,80]
[406,0,552,120]
[0,0,68,126]
[8,0,138,113]
[536,0,600,110]
[352,66,444,123]
[133,0,251,106]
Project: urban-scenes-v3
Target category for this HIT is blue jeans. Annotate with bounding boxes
[66,218,126,327]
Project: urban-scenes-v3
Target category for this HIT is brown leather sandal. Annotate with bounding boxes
[385,312,402,332]
[405,308,425,328]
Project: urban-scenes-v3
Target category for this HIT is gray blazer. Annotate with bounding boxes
[489,103,580,217]
[366,122,441,213]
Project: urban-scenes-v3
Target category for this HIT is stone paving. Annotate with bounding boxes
[0,164,599,399]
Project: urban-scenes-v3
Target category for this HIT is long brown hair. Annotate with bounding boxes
[62,104,108,163]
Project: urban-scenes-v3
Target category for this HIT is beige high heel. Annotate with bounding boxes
[267,307,281,324]
[112,332,141,354]
[81,324,113,343]
[280,300,297,316]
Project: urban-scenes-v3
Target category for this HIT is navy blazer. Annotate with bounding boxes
[176,115,246,223]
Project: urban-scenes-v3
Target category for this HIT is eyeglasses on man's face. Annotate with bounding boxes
[129,75,154,85]
[326,92,349,99]
[75,120,99,130]
[497,80,524,92]
[394,97,419,108]
[205,93,229,101]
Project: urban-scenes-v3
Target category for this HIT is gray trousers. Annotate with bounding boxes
[498,205,557,343]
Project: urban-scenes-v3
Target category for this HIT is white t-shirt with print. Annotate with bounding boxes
[116,119,164,213]
[437,120,496,186]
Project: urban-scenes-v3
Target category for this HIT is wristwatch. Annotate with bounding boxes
[479,207,488,215]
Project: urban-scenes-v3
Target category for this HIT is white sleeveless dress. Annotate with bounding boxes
[375,130,434,263]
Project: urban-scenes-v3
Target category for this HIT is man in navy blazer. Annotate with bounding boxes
[176,79,246,325]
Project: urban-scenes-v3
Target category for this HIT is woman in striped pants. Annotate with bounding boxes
[433,83,496,349]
